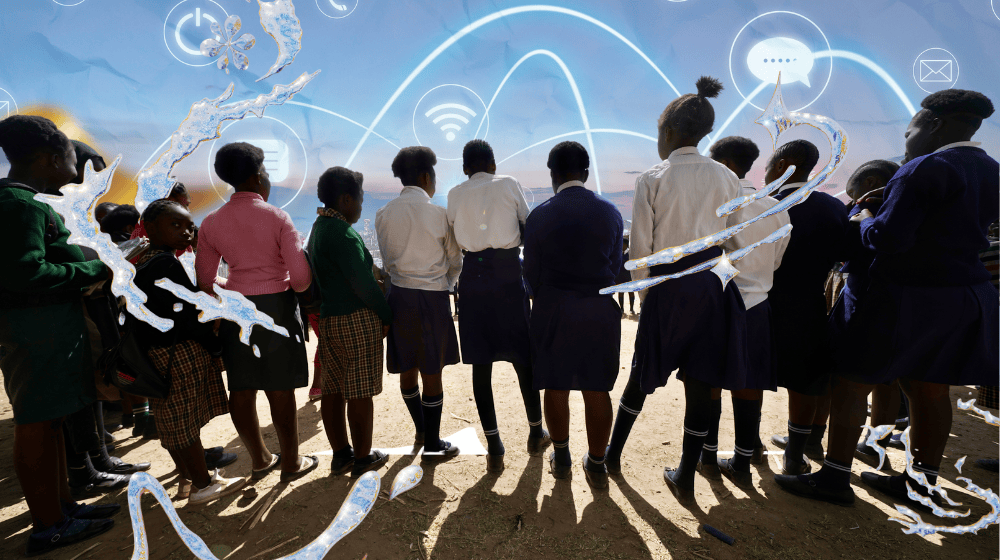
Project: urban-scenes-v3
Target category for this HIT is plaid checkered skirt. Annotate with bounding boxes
[318,308,384,400]
[148,340,229,451]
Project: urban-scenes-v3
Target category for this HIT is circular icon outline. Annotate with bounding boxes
[163,0,229,68]
[316,0,359,19]
[0,87,19,117]
[728,10,833,112]
[206,115,309,210]
[993,0,999,21]
[52,0,87,6]
[911,47,959,94]
[411,84,490,162]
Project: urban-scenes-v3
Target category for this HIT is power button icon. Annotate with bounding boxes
[163,0,229,67]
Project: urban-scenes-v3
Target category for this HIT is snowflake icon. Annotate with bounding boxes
[200,15,256,74]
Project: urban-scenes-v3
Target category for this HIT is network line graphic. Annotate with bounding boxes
[136,5,925,202]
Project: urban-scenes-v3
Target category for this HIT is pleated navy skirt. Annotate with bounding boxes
[529,285,621,392]
[771,288,831,396]
[630,247,748,393]
[457,249,531,366]
[833,279,998,386]
[744,299,777,391]
[385,285,460,375]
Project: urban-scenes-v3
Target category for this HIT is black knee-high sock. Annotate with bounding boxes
[512,361,543,438]
[94,402,107,437]
[677,378,713,485]
[65,434,99,486]
[808,424,826,447]
[472,364,504,455]
[732,398,762,472]
[89,443,114,471]
[400,384,424,434]
[701,398,722,465]
[421,392,445,452]
[607,376,646,458]
[552,436,571,466]
[785,421,812,463]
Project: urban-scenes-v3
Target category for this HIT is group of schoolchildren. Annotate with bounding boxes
[0,76,996,557]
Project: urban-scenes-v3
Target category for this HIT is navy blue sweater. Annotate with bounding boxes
[523,186,624,295]
[861,147,999,286]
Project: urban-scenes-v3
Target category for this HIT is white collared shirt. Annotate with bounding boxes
[630,147,743,290]
[723,179,790,309]
[555,180,585,194]
[446,172,529,253]
[375,186,463,291]
[933,141,982,153]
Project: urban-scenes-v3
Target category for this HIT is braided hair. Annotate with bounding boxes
[140,198,184,224]
[658,76,724,142]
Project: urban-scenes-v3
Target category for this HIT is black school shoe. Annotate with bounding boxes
[751,446,765,465]
[860,472,946,511]
[63,501,121,520]
[352,450,388,477]
[330,450,355,476]
[770,434,825,462]
[663,468,695,502]
[70,472,131,499]
[486,454,505,473]
[25,517,114,557]
[205,448,238,470]
[604,447,622,475]
[527,429,552,457]
[718,458,752,488]
[548,452,571,480]
[774,473,855,506]
[422,440,460,462]
[696,457,722,480]
[582,455,608,489]
[854,441,891,470]
[105,456,152,475]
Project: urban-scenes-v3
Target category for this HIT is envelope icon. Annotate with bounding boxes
[920,60,953,82]
[0,101,8,118]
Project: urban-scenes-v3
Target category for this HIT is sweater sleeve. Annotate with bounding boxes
[194,221,223,293]
[0,200,106,294]
[278,211,312,293]
[522,211,542,294]
[860,161,941,255]
[339,234,392,325]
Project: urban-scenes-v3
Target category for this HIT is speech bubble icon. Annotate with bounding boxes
[747,37,815,87]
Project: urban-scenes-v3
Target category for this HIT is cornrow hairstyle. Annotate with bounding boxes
[657,76,723,141]
[915,89,995,127]
[462,139,495,171]
[0,115,71,165]
[709,136,760,174]
[391,146,437,186]
[214,142,265,186]
[140,199,184,224]
[547,141,590,176]
[767,139,820,177]
[102,204,141,233]
[317,166,363,207]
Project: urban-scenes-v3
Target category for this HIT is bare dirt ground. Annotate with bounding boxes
[1,312,998,560]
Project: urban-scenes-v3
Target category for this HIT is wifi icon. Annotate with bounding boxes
[424,103,478,141]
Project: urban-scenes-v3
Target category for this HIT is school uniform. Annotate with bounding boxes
[446,172,531,366]
[375,186,462,375]
[770,182,849,396]
[629,147,748,392]
[523,181,624,391]
[724,179,790,391]
[850,142,999,385]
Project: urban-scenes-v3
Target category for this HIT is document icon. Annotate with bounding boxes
[920,60,953,82]
[0,101,8,118]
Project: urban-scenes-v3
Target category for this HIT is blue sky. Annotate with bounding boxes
[1,0,998,231]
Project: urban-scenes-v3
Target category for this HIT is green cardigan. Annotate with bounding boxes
[308,213,392,324]
[0,180,107,296]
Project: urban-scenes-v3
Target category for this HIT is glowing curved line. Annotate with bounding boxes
[498,128,656,166]
[345,4,681,169]
[440,123,462,131]
[473,49,602,193]
[700,80,771,155]
[425,103,477,117]
[432,113,470,124]
[704,49,916,156]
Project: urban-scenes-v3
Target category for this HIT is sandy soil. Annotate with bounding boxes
[1,312,998,560]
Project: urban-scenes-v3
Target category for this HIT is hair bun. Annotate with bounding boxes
[695,76,723,99]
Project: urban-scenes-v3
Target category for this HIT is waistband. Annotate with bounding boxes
[648,246,723,277]
[464,247,520,260]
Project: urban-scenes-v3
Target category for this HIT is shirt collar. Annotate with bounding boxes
[230,191,263,202]
[556,180,585,194]
[738,178,755,193]
[317,207,348,223]
[777,181,809,194]
[666,146,701,161]
[471,171,493,180]
[934,141,982,154]
[401,185,431,199]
